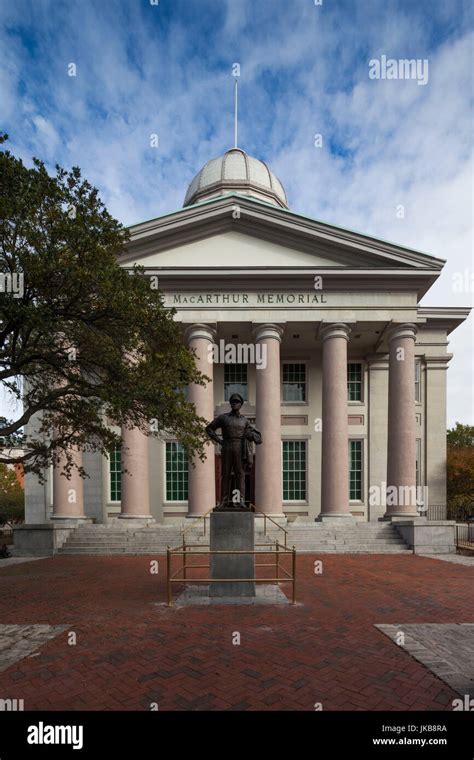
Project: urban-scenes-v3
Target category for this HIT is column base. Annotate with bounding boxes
[254,513,287,521]
[186,512,213,519]
[383,512,421,521]
[51,515,91,523]
[316,513,356,523]
[117,515,155,527]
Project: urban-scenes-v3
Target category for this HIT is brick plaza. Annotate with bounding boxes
[0,554,472,711]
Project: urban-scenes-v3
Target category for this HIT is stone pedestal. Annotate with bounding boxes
[391,518,456,554]
[210,511,255,597]
[13,521,92,556]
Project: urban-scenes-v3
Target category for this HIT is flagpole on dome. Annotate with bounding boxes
[234,77,238,149]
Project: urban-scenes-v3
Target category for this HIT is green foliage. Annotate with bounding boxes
[0,464,24,524]
[0,416,24,447]
[447,423,474,520]
[447,422,474,448]
[0,143,209,479]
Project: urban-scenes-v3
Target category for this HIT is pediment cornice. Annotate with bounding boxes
[124,194,445,272]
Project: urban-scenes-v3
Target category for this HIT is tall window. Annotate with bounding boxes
[349,440,362,500]
[282,363,306,402]
[109,446,122,502]
[282,440,307,501]
[415,360,421,402]
[224,364,248,401]
[166,442,188,501]
[347,363,362,401]
[416,438,421,488]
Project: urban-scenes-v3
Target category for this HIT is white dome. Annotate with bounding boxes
[183,148,288,209]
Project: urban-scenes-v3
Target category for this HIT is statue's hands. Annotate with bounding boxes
[205,425,224,446]
[247,429,262,445]
[208,432,224,445]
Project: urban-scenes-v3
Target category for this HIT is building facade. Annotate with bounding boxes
[24,149,469,526]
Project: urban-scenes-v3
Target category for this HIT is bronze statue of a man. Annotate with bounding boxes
[206,393,262,510]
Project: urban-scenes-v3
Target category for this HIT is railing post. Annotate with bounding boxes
[167,547,172,607]
[292,545,296,604]
[275,540,279,585]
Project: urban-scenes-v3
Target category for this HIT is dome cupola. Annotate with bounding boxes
[183,148,288,209]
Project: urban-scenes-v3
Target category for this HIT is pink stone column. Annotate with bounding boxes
[253,323,284,516]
[52,447,85,520]
[185,324,217,516]
[120,424,151,519]
[319,322,353,520]
[385,323,418,517]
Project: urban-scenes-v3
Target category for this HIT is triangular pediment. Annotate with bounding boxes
[122,194,444,275]
[124,230,346,269]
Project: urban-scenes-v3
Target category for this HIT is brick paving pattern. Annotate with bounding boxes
[0,554,472,711]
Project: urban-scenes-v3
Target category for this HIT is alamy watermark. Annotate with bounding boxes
[208,340,267,370]
[27,722,83,750]
[369,483,429,509]
[0,698,24,711]
[369,55,429,86]
[0,272,24,298]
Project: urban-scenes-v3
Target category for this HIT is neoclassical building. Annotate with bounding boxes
[24,148,469,527]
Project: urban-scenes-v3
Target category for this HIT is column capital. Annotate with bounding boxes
[387,322,418,343]
[319,322,352,343]
[184,323,217,344]
[252,323,285,343]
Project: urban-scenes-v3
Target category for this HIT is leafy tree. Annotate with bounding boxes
[0,138,208,479]
[447,423,474,520]
[0,463,24,524]
[0,416,24,447]
[447,422,474,448]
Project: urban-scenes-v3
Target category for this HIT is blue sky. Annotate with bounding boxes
[1,0,473,424]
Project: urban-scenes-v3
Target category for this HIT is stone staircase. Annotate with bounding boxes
[260,521,411,554]
[57,519,411,555]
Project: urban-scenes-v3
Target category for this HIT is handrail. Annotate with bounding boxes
[166,539,296,606]
[180,506,214,539]
[181,504,289,547]
[251,504,288,548]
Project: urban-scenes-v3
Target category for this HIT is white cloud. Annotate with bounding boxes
[0,0,471,425]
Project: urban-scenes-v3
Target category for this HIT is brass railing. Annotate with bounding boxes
[251,504,288,548]
[180,504,289,547]
[166,540,296,606]
[180,506,214,540]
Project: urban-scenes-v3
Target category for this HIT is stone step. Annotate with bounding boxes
[58,521,410,554]
[63,535,405,545]
[59,542,407,553]
[295,548,412,554]
[58,546,412,555]
[262,528,397,536]
[58,546,413,556]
